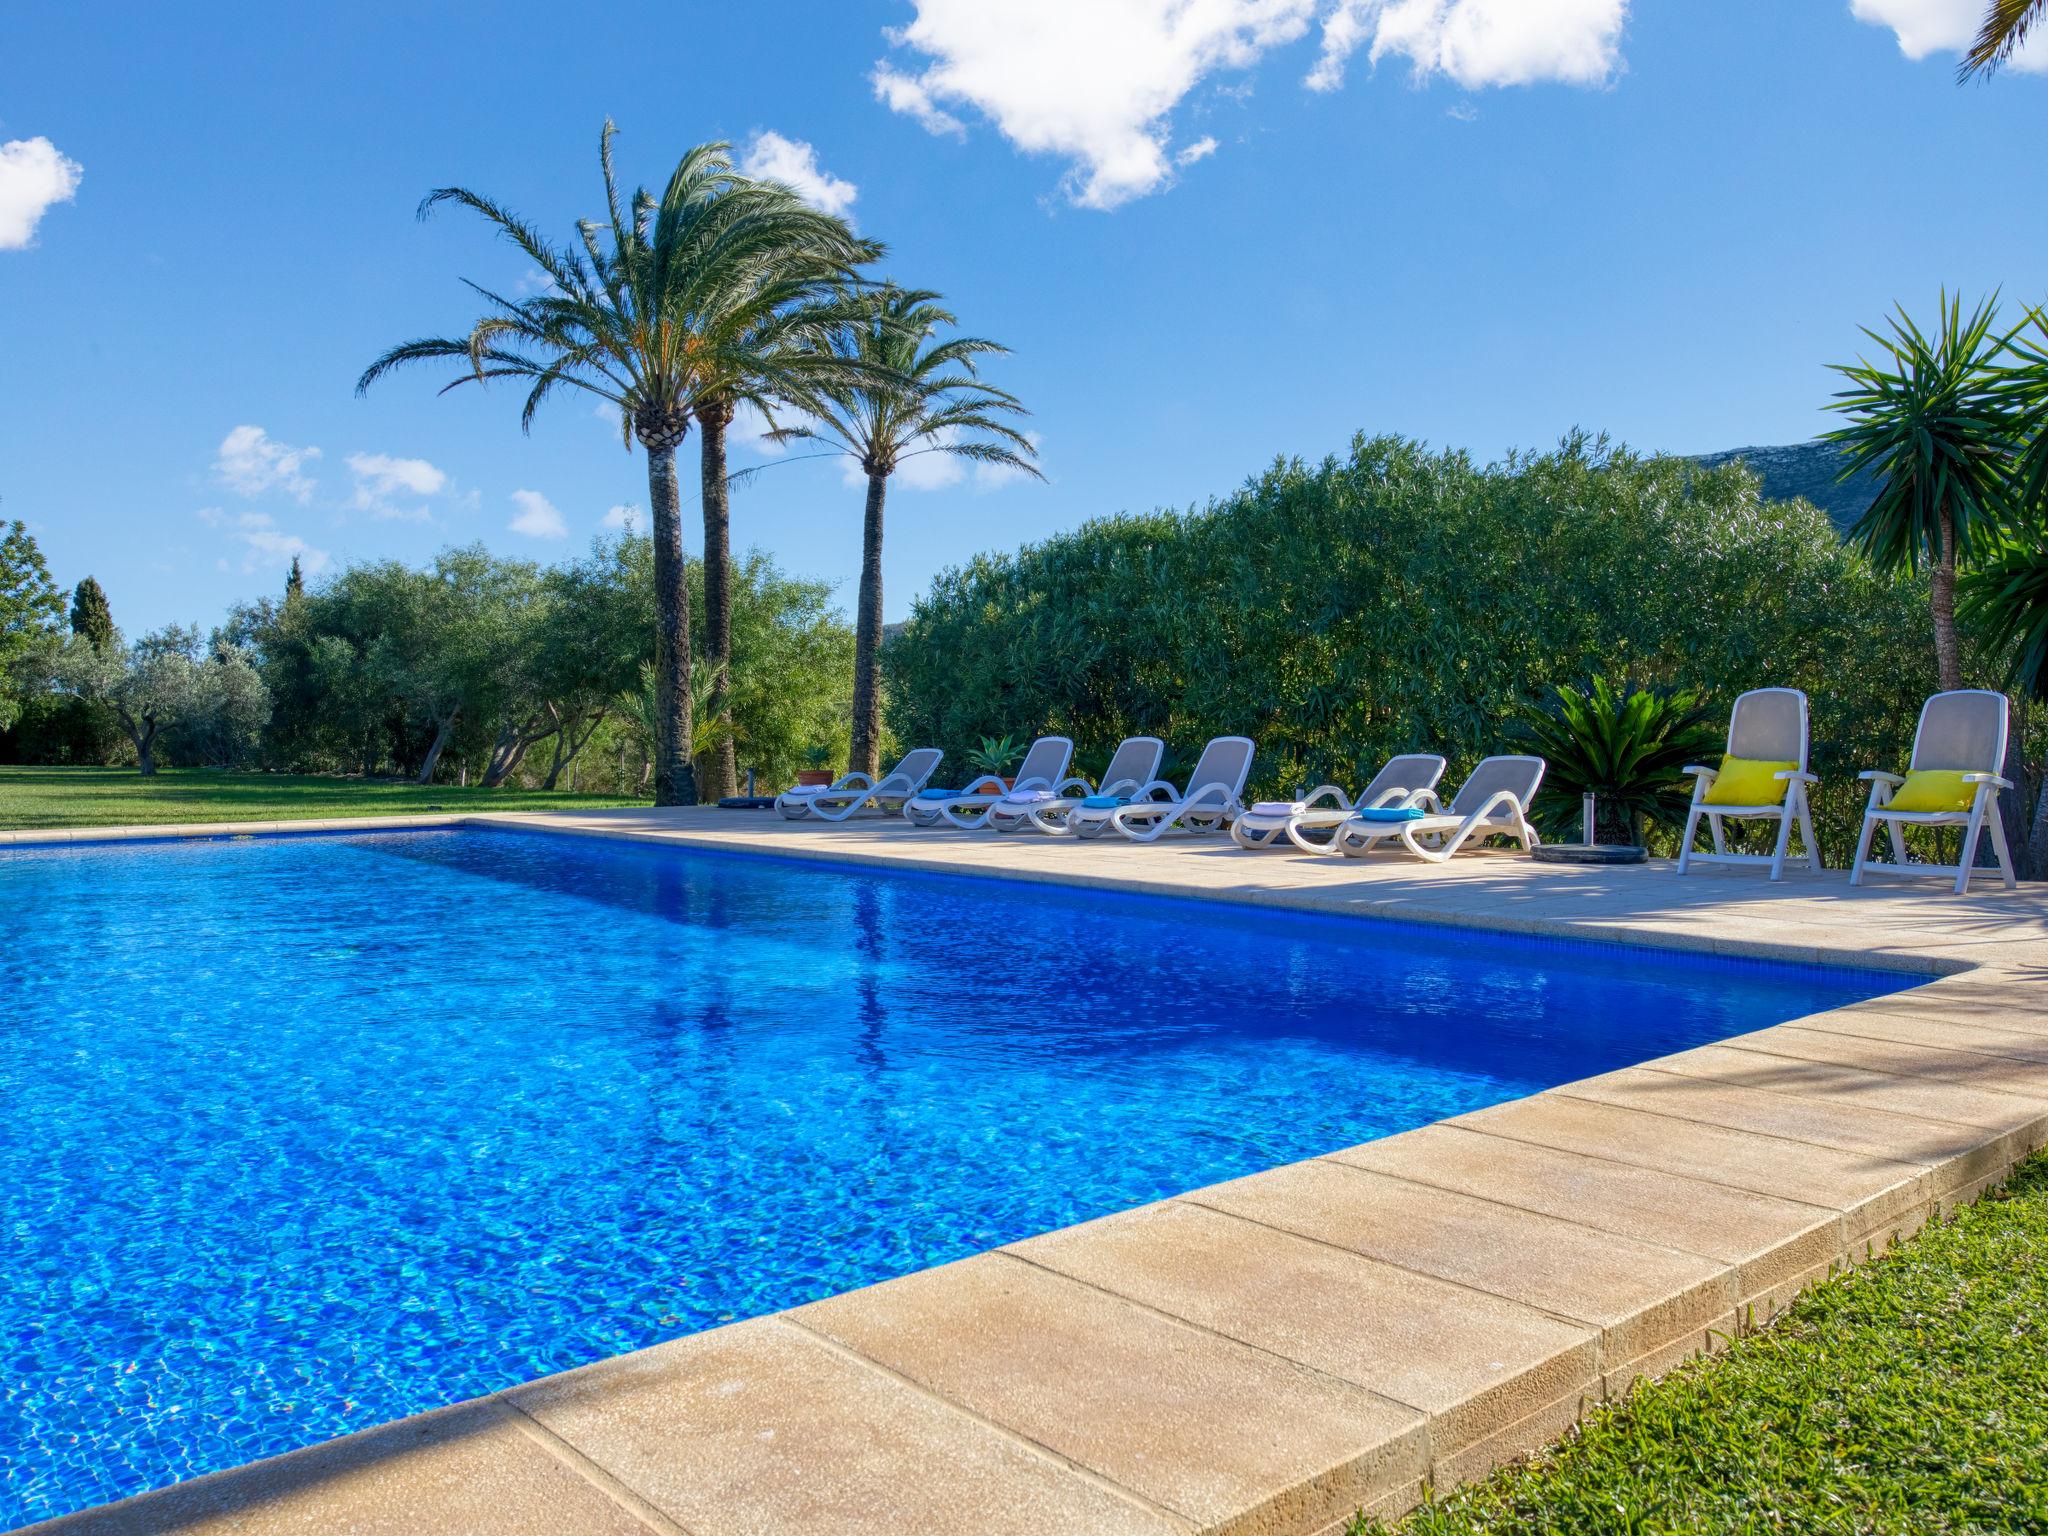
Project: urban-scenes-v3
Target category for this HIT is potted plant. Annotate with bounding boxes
[964,733,1025,791]
[796,744,836,789]
[1517,675,1721,850]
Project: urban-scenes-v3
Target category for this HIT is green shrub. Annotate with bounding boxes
[885,431,1940,864]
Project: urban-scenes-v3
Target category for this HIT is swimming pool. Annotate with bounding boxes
[1,827,1910,1527]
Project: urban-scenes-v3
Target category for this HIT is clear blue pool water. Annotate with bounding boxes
[1,827,1910,1527]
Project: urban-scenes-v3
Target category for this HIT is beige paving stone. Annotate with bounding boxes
[1450,1091,1929,1229]
[1187,1159,1735,1368]
[794,1252,1426,1536]
[510,1317,1184,1536]
[1727,1024,2048,1099]
[1008,1198,1599,1457]
[32,1398,654,1536]
[1846,982,2048,1033]
[1326,1123,1843,1306]
[1786,1005,2048,1063]
[1429,1386,1591,1492]
[1558,1065,2029,1200]
[1647,1042,2048,1136]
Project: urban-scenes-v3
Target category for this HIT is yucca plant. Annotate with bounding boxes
[1518,676,1722,845]
[964,733,1025,778]
[1825,293,2023,692]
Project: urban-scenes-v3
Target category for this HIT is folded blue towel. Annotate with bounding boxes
[1351,805,1427,823]
[912,788,961,799]
[1081,795,1128,810]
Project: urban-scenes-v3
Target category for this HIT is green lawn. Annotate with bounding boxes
[0,766,646,831]
[1362,1154,2048,1536]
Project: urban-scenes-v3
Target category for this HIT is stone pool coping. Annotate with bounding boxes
[20,807,2048,1536]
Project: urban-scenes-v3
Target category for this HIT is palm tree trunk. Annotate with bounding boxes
[850,469,889,779]
[1932,508,1963,693]
[646,442,697,806]
[697,400,739,801]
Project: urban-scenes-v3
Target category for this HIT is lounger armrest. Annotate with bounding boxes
[1131,778,1177,801]
[1053,775,1094,796]
[1963,772,2015,790]
[1859,770,1905,785]
[954,773,1003,795]
[1410,788,1446,814]
[1303,784,1353,810]
[1681,764,1717,779]
[1777,769,1818,784]
[831,771,876,791]
[1470,789,1528,825]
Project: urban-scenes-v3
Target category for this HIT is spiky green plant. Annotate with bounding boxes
[1517,676,1722,845]
[964,733,1025,778]
[1825,293,2022,692]
[357,123,875,805]
[1961,0,2045,76]
[767,285,1040,777]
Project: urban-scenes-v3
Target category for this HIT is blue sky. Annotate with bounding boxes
[2,0,2043,636]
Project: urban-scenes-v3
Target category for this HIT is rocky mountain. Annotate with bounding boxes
[1692,440,1880,536]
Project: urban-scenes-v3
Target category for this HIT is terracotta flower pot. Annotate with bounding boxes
[797,769,835,787]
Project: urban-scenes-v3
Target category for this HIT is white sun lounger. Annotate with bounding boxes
[1851,689,2016,894]
[775,747,944,822]
[1068,736,1254,843]
[904,736,1074,829]
[1328,754,1545,862]
[1230,752,1448,851]
[1006,736,1166,835]
[1676,687,1822,882]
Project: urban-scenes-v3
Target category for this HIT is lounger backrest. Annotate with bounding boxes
[1450,755,1546,818]
[1101,736,1166,790]
[1183,736,1256,798]
[888,747,944,789]
[1910,690,2008,773]
[1013,736,1074,787]
[1727,687,1809,771]
[1358,752,1448,804]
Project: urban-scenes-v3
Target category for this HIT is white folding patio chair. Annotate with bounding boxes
[775,748,944,822]
[1230,752,1448,852]
[1676,687,1822,882]
[1851,689,2016,895]
[1009,736,1165,835]
[904,735,1074,830]
[1329,755,1545,863]
[1098,736,1257,843]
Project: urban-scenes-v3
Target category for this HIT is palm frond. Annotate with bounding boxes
[1961,0,2045,77]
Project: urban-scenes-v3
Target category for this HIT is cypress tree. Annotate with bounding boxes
[285,556,304,602]
[70,576,115,648]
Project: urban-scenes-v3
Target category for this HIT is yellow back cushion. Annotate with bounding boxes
[1886,770,1976,813]
[1702,756,1795,806]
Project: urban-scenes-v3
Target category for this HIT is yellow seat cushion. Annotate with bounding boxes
[1702,756,1795,806]
[1885,769,1977,814]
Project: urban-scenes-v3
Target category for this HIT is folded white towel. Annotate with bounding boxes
[782,785,829,797]
[1004,789,1056,803]
[1250,800,1306,816]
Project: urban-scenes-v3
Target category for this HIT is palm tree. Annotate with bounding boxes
[1825,293,2020,692]
[771,287,1042,777]
[358,123,872,805]
[1962,0,2045,76]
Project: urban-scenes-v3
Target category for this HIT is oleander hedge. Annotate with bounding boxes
[885,431,1940,863]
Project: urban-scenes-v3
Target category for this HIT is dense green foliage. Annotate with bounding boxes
[887,432,1945,864]
[0,519,65,732]
[1358,1153,2048,1535]
[67,576,114,649]
[0,767,638,831]
[1516,677,1721,845]
[8,538,853,795]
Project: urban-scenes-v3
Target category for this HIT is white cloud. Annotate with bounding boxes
[729,400,796,458]
[508,489,567,539]
[0,136,82,250]
[1311,0,1628,92]
[600,503,643,533]
[974,430,1045,490]
[871,0,1628,208]
[345,451,450,522]
[215,425,321,503]
[737,131,859,217]
[1850,0,2048,70]
[873,0,1316,209]
[196,506,329,575]
[1447,100,1479,121]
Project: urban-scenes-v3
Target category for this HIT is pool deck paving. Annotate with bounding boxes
[21,805,2048,1536]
